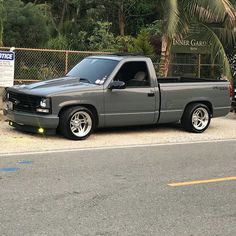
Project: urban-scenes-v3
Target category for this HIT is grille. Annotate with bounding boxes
[8,91,41,113]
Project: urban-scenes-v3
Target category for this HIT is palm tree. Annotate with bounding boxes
[159,0,236,79]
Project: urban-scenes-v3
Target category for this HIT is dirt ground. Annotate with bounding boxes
[1,110,236,155]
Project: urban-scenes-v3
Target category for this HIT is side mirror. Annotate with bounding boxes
[108,81,126,90]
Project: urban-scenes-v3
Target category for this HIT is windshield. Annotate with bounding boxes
[67,58,119,84]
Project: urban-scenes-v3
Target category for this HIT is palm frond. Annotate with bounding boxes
[201,23,232,80]
[185,0,236,27]
[175,4,190,37]
[210,27,236,49]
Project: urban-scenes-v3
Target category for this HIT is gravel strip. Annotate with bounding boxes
[0,110,236,155]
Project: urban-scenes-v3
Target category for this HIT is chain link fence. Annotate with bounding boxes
[0,47,161,83]
[0,47,114,83]
[169,53,222,79]
[0,47,222,84]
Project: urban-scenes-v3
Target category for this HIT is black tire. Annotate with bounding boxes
[181,103,211,133]
[59,106,95,140]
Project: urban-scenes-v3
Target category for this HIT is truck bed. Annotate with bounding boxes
[157,77,230,124]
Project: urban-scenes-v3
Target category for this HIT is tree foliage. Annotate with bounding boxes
[3,0,50,48]
[1,0,236,79]
[128,29,154,55]
[5,0,158,50]
[88,22,116,51]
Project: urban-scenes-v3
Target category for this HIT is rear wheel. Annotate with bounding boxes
[59,106,95,140]
[181,103,211,133]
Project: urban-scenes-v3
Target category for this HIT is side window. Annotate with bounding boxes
[114,61,150,87]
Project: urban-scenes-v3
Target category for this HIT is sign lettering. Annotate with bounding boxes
[0,51,15,87]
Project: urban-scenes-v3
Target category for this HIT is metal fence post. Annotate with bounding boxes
[65,50,69,74]
[198,54,201,78]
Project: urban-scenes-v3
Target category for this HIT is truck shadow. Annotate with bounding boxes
[95,122,183,135]
[225,112,236,120]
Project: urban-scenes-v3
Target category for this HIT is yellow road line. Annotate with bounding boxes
[168,176,236,187]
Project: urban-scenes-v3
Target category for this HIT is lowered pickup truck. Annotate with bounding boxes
[4,55,231,140]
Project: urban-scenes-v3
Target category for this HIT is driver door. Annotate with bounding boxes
[104,61,157,127]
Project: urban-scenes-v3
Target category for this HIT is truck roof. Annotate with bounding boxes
[87,54,149,61]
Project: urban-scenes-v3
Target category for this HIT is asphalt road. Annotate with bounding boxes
[0,141,236,236]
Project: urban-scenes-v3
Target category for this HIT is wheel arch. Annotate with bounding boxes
[182,101,213,118]
[58,104,99,127]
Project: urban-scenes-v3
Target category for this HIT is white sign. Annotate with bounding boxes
[0,51,15,87]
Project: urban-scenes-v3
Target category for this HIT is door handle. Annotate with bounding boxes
[147,92,155,97]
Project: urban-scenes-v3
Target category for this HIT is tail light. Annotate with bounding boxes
[229,80,233,98]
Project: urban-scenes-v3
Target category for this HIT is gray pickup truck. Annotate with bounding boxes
[4,55,231,140]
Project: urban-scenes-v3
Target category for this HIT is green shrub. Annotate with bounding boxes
[128,29,154,55]
[46,35,69,50]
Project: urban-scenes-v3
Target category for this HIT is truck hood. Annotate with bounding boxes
[9,76,101,96]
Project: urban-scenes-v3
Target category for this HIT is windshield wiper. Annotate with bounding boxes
[79,78,92,84]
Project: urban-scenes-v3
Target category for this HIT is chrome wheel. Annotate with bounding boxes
[70,111,92,138]
[192,107,209,131]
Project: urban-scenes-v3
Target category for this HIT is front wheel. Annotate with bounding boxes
[59,106,95,140]
[181,103,211,133]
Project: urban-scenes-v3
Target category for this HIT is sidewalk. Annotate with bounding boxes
[1,111,236,155]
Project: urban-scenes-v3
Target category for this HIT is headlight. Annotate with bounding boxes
[37,98,51,113]
[39,98,50,108]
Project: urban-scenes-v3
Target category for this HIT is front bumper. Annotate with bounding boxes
[4,109,59,130]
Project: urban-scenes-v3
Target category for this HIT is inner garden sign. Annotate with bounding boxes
[0,51,15,87]
[172,35,211,54]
